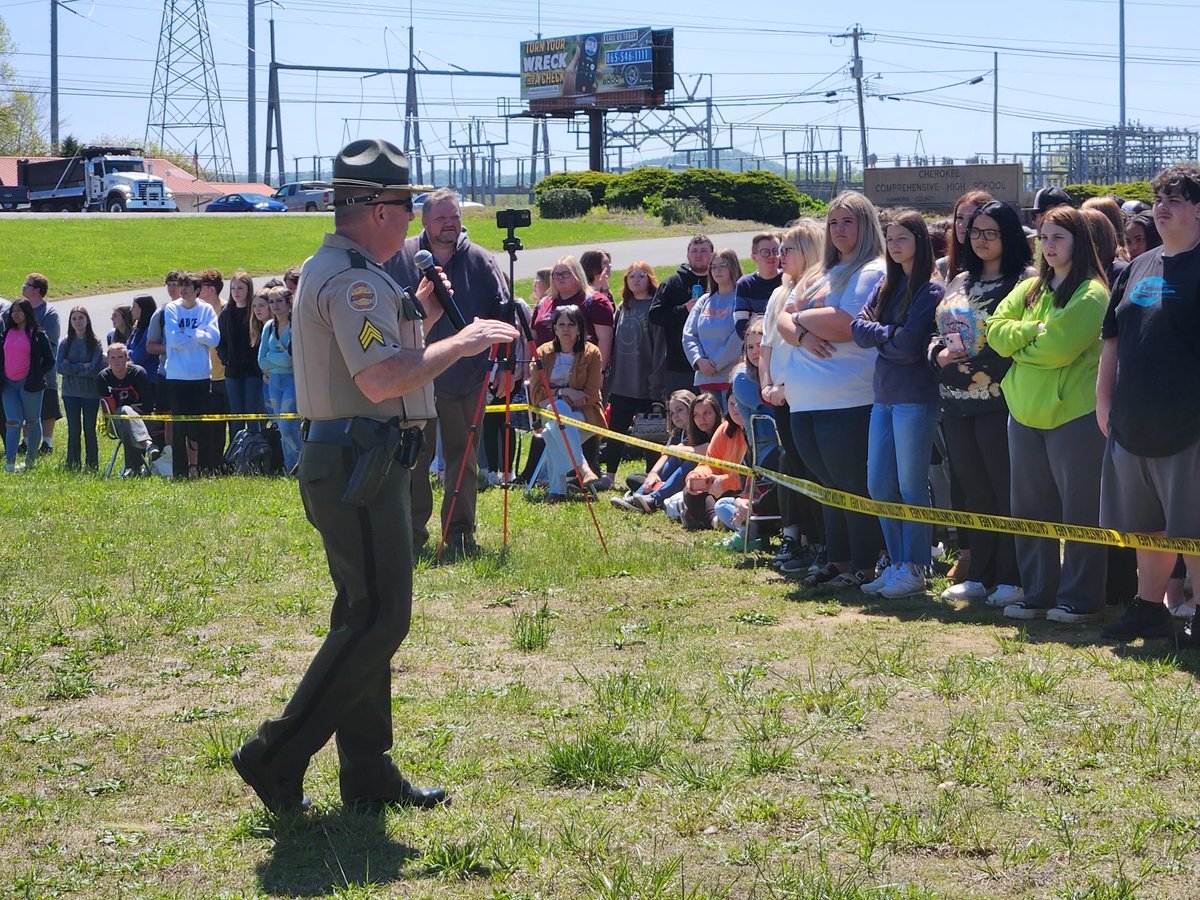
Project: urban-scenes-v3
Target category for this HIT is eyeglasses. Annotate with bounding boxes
[753,248,780,257]
[551,271,574,280]
[367,197,414,211]
[779,246,796,256]
[968,228,1001,241]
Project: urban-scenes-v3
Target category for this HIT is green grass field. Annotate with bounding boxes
[2,460,1200,898]
[0,208,762,300]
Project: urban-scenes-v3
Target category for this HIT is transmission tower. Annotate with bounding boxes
[145,0,235,181]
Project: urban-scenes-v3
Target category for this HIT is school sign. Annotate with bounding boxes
[865,164,1025,209]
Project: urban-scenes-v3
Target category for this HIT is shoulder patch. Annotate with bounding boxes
[347,280,377,312]
[358,319,385,351]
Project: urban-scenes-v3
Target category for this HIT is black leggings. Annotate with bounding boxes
[772,402,823,543]
[167,379,210,479]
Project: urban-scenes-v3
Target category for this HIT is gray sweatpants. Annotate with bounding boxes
[1008,412,1107,612]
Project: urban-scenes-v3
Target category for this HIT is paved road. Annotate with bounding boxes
[48,230,759,326]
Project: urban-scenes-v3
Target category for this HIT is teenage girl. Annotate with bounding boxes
[775,191,887,589]
[257,287,301,472]
[57,306,105,470]
[987,206,1109,624]
[610,388,695,511]
[930,200,1034,608]
[852,210,944,598]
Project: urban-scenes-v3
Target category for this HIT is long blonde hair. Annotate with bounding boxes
[764,218,823,346]
[821,191,885,294]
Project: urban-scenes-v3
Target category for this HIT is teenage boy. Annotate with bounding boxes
[733,232,783,338]
[98,343,160,475]
[1097,165,1200,642]
[649,234,713,402]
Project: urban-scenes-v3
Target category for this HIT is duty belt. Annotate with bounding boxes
[301,417,425,505]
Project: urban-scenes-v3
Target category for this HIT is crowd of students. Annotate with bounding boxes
[521,171,1196,644]
[4,171,1197,645]
[0,266,304,478]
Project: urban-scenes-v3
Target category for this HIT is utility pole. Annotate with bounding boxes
[247,0,256,181]
[835,24,870,173]
[403,24,423,185]
[50,0,59,152]
[1118,0,1126,180]
[993,52,998,164]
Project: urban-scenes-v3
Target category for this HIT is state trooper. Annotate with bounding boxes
[231,139,518,815]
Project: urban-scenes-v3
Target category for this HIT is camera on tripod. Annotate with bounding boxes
[496,208,531,230]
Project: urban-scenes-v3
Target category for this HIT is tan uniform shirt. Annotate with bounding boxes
[293,232,435,424]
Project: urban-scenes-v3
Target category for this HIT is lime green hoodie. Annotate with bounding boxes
[986,276,1107,429]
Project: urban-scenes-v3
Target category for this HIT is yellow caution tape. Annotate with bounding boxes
[525,405,1200,554]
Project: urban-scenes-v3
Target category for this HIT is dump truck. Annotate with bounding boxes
[15,146,177,212]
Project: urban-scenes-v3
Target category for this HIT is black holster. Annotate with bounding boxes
[341,418,424,506]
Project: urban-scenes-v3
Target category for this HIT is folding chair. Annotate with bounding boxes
[100,404,153,479]
[744,414,784,555]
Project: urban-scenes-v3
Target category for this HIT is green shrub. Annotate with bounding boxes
[534,171,616,206]
[732,169,828,225]
[1064,181,1153,205]
[659,197,707,226]
[604,166,674,211]
[537,188,593,220]
[662,168,742,219]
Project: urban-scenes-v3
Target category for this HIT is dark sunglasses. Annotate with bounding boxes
[367,197,414,211]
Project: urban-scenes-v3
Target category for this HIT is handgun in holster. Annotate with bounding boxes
[340,417,423,506]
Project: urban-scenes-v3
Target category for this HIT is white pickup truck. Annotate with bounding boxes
[272,181,334,212]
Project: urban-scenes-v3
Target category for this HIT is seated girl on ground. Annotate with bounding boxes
[680,400,749,530]
[619,391,720,515]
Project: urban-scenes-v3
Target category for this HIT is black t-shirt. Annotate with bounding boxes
[99,364,154,413]
[1103,243,1200,456]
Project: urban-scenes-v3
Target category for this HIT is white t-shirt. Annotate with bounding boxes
[772,259,885,412]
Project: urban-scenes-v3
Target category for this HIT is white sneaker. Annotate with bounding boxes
[986,584,1025,608]
[880,566,929,599]
[941,580,988,601]
[487,470,501,486]
[861,564,900,596]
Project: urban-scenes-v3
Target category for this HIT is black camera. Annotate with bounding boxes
[496,208,531,230]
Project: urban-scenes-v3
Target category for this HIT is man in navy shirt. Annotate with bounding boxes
[733,231,782,338]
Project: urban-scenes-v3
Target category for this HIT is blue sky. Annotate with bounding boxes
[2,0,1198,180]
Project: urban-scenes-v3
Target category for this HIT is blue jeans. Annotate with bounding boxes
[867,402,939,569]
[62,395,100,469]
[265,372,300,471]
[645,457,692,503]
[791,405,881,571]
[541,400,587,495]
[3,382,43,467]
[226,375,266,437]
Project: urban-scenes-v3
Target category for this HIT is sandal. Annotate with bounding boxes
[829,570,868,589]
[801,563,841,587]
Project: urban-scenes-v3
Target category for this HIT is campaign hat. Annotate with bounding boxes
[332,139,432,193]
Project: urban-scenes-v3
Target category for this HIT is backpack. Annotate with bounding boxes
[224,426,284,475]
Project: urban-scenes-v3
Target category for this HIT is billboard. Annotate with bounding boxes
[865,164,1025,209]
[521,28,662,104]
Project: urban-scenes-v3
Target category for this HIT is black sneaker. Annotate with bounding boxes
[772,535,798,566]
[39,442,54,456]
[1100,596,1175,642]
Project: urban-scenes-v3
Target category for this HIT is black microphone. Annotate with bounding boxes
[413,249,467,332]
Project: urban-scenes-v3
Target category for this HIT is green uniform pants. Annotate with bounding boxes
[244,439,415,804]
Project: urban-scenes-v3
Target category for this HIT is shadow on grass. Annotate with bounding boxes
[256,808,419,897]
[771,567,1200,672]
